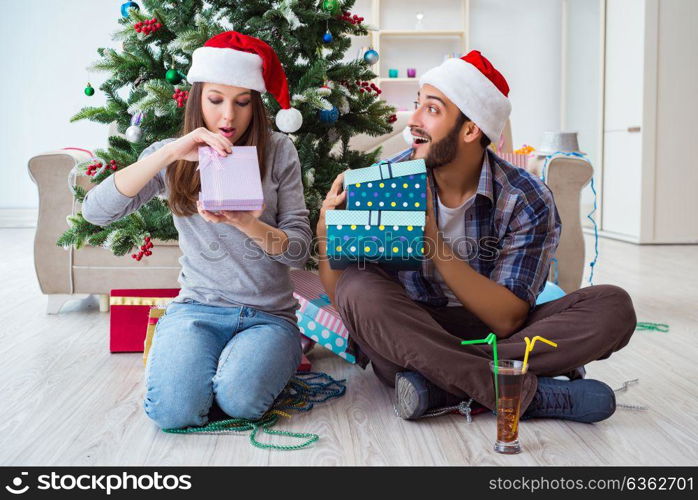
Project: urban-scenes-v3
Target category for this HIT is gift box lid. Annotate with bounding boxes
[326,210,425,227]
[110,289,180,307]
[343,158,426,187]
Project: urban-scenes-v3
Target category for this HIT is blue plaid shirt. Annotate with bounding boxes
[383,148,561,309]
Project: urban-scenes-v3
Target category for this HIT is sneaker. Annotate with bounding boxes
[522,377,616,423]
[394,371,452,420]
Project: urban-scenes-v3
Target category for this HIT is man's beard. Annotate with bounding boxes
[411,121,461,170]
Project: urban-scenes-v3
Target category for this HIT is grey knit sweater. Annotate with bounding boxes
[82,132,311,324]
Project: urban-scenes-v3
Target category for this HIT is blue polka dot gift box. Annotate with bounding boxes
[290,270,357,364]
[325,209,426,270]
[344,158,427,211]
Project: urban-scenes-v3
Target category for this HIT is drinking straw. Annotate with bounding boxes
[522,336,558,373]
[461,332,499,400]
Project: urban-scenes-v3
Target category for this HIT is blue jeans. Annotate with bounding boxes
[144,300,302,429]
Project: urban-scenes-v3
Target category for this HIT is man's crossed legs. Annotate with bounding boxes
[335,264,637,422]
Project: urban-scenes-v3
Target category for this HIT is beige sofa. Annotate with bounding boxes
[28,112,592,313]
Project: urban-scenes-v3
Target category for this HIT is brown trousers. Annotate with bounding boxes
[334,264,637,413]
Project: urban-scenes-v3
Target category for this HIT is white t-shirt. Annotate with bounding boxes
[432,193,474,306]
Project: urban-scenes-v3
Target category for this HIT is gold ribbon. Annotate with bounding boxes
[110,296,175,307]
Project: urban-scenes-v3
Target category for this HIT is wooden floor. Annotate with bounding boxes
[1,227,697,466]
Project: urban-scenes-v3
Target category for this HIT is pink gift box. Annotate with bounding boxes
[497,152,530,169]
[197,145,264,211]
[290,270,356,363]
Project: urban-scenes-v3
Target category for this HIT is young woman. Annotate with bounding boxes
[82,32,310,429]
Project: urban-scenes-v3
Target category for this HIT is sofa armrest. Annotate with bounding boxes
[27,149,91,294]
[526,156,593,293]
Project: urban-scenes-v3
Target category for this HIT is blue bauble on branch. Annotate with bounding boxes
[322,30,334,43]
[318,106,340,123]
[121,1,140,18]
[363,49,380,65]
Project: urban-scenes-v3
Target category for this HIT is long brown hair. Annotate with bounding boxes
[166,82,270,217]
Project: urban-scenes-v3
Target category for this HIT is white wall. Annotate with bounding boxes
[0,0,117,210]
[2,0,567,210]
[470,0,563,148]
[563,0,602,219]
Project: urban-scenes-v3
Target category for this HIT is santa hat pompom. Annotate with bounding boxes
[275,107,303,133]
[402,125,414,145]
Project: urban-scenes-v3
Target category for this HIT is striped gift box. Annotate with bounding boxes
[290,270,356,364]
[497,152,530,169]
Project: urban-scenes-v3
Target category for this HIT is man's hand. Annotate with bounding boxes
[423,173,440,259]
[316,171,348,307]
[317,172,347,239]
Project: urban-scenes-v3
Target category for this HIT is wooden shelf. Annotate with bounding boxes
[379,30,465,37]
[365,0,469,112]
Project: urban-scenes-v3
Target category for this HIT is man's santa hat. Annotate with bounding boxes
[420,50,510,144]
[187,31,302,133]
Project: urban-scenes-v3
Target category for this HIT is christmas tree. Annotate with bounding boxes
[58,0,396,263]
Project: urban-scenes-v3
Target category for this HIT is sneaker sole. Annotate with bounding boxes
[394,373,429,420]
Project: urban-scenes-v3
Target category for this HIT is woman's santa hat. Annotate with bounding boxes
[420,50,511,144]
[187,31,303,133]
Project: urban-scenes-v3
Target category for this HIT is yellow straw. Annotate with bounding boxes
[522,336,558,372]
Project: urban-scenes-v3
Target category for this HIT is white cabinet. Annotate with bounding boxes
[600,0,698,243]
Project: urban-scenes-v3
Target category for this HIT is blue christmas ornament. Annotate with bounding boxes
[322,30,334,43]
[363,49,380,65]
[121,1,140,18]
[318,106,340,124]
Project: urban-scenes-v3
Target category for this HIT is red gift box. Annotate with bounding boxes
[109,289,180,352]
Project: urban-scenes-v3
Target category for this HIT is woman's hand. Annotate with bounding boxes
[317,172,347,239]
[197,201,265,229]
[164,127,233,162]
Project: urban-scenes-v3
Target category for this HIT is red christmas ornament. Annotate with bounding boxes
[388,114,398,124]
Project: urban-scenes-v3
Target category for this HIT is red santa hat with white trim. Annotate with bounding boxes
[419,50,511,144]
[186,31,303,133]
